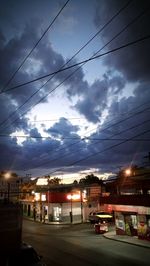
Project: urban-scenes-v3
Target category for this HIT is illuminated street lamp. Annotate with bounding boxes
[125,168,132,176]
[5,172,11,179]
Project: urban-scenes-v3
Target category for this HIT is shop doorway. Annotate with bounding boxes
[53,207,62,221]
[124,214,137,236]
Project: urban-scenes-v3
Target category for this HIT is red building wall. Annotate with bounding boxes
[47,191,81,203]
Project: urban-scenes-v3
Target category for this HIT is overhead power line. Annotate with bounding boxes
[48,127,150,176]
[0,0,132,132]
[0,3,145,132]
[28,114,150,170]
[0,1,148,175]
[28,109,150,123]
[3,103,150,174]
[1,0,70,93]
[1,134,150,141]
[30,117,85,122]
[33,106,150,168]
[2,34,150,94]
[1,0,133,94]
[12,103,150,173]
[0,36,149,135]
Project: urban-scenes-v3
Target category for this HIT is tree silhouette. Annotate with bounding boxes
[79,174,102,185]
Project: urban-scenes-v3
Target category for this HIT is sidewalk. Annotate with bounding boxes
[104,230,150,249]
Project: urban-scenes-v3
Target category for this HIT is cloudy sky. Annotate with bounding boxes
[0,0,150,183]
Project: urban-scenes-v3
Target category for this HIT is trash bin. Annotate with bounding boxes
[94,223,101,234]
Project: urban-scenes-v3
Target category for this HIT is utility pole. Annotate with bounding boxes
[80,189,83,223]
[70,194,73,223]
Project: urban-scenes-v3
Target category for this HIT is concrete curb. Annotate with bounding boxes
[23,216,84,226]
[103,231,150,249]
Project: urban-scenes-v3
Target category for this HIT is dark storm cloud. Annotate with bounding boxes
[74,73,125,123]
[0,30,5,48]
[0,1,80,174]
[45,117,79,138]
[94,0,150,83]
[29,128,42,138]
[0,18,66,134]
[72,0,150,173]
[0,0,150,178]
[74,79,108,123]
[86,86,150,171]
[0,119,85,174]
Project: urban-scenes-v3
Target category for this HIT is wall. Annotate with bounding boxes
[0,203,22,255]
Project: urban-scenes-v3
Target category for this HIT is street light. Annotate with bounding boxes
[67,193,73,223]
[125,168,132,176]
[67,192,81,223]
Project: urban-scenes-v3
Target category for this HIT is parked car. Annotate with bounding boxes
[89,211,113,224]
[7,242,46,266]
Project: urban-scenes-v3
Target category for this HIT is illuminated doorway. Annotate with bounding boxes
[53,206,62,221]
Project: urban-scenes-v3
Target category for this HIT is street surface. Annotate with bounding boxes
[23,220,150,266]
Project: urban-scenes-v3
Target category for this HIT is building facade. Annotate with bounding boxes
[20,179,103,224]
[101,167,150,240]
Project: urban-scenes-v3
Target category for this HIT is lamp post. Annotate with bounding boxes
[67,193,73,223]
[4,172,11,202]
[80,189,83,223]
[70,193,73,223]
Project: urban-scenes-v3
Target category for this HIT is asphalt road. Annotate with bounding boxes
[23,220,150,266]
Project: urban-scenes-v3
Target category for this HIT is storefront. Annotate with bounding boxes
[21,190,85,223]
[104,204,150,240]
[115,211,137,236]
[137,214,150,240]
[20,181,103,224]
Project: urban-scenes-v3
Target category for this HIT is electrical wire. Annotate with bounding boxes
[2,102,150,172]
[1,0,70,93]
[1,35,149,134]
[48,127,150,176]
[0,3,149,177]
[1,135,150,141]
[1,34,149,95]
[0,0,133,131]
[28,114,150,170]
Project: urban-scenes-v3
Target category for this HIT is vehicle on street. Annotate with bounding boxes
[7,242,46,266]
[89,211,113,224]
[94,221,109,234]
